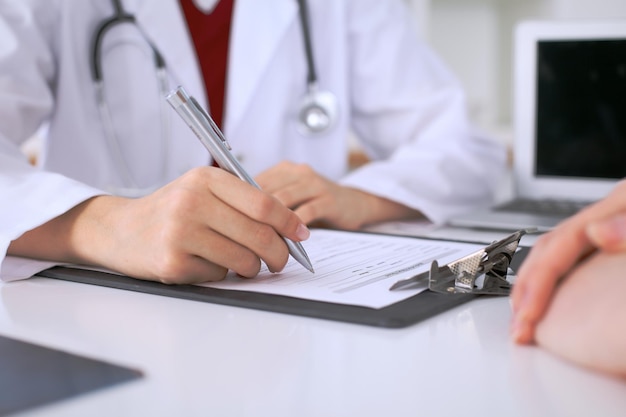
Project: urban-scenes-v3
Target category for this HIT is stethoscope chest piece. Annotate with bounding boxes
[297,85,338,136]
[295,0,338,137]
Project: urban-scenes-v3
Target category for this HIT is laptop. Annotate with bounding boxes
[449,20,626,232]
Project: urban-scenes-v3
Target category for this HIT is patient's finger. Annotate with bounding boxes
[587,213,626,252]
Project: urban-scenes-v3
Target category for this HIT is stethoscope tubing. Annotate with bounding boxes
[295,0,318,86]
[91,0,170,196]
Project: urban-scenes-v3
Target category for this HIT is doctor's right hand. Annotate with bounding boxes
[8,167,310,284]
[511,179,626,344]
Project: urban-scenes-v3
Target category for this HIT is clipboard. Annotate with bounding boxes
[37,244,529,329]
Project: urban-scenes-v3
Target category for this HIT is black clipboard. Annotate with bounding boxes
[38,245,529,329]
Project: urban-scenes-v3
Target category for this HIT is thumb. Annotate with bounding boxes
[586,213,626,251]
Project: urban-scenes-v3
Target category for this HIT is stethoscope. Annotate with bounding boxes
[91,0,170,197]
[91,0,337,195]
[294,0,339,135]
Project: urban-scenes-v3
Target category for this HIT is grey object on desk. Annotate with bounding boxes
[0,335,142,416]
[390,228,536,295]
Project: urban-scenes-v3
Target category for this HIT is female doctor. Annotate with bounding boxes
[0,0,506,284]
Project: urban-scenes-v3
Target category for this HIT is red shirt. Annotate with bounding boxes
[179,0,235,130]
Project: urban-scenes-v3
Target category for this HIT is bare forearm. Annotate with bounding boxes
[535,251,626,378]
[351,189,423,228]
[8,196,128,266]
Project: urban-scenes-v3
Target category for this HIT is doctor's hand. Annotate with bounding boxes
[255,161,420,230]
[8,167,310,284]
[511,179,626,344]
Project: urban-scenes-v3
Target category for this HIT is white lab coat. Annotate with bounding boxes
[0,0,506,281]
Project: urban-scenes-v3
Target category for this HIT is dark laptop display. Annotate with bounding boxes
[536,39,626,180]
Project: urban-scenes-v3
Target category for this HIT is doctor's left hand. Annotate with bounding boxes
[255,161,419,230]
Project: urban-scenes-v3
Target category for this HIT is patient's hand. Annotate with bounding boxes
[534,250,626,378]
[511,180,626,344]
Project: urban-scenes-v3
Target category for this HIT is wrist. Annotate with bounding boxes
[353,189,420,227]
[65,195,131,266]
[8,195,128,267]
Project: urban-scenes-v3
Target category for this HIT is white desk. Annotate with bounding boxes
[1,226,625,417]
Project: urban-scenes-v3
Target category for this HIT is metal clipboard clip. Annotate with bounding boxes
[389,228,537,295]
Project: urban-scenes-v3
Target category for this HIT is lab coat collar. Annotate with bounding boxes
[130,0,207,108]
[225,0,297,135]
[126,0,297,137]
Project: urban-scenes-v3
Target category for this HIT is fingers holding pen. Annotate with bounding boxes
[188,167,310,274]
[191,195,289,275]
[207,167,311,243]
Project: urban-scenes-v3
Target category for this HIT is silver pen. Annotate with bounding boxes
[166,86,314,273]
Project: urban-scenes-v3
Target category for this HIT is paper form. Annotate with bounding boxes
[199,229,485,309]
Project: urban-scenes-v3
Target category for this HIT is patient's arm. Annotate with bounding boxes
[535,251,626,378]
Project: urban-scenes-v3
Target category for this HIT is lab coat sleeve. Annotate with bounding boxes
[340,0,507,225]
[0,2,104,281]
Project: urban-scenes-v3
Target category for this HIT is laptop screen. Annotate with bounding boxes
[535,39,626,180]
